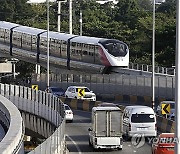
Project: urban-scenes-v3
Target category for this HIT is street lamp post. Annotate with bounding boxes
[46,0,50,89]
[57,0,61,32]
[69,0,72,34]
[57,0,67,32]
[152,0,156,110]
[176,0,180,153]
[80,10,82,36]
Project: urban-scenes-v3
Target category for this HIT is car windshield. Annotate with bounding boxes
[99,103,116,107]
[99,40,128,57]
[170,103,175,109]
[64,105,71,110]
[51,88,64,92]
[131,114,155,123]
[76,88,90,92]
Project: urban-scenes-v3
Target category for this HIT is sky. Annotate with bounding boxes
[27,0,57,3]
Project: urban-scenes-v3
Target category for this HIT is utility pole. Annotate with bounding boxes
[80,10,82,36]
[46,0,50,89]
[69,0,72,34]
[57,0,67,32]
[57,0,61,32]
[175,0,180,153]
[152,0,155,110]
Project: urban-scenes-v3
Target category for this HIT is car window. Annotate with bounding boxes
[65,105,71,110]
[51,88,64,92]
[131,114,155,123]
[68,88,71,92]
[170,103,175,109]
[85,88,90,92]
[75,87,90,92]
[72,88,75,93]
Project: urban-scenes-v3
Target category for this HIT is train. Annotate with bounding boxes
[0,21,129,73]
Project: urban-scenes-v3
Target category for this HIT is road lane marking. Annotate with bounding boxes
[66,134,82,154]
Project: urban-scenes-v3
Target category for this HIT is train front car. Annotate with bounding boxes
[98,39,129,67]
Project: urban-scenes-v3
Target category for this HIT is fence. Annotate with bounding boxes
[128,62,175,76]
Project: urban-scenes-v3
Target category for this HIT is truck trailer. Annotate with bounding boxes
[88,106,123,150]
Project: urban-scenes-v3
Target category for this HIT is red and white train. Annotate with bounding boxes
[0,21,129,73]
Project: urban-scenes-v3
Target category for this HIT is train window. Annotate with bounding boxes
[71,42,76,47]
[100,40,127,57]
[83,51,87,55]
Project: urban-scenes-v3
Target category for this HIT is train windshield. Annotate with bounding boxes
[99,40,128,57]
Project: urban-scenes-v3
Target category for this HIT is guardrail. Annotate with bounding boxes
[128,62,175,76]
[0,95,24,154]
[0,83,66,154]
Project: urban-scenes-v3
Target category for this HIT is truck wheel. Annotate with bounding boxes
[118,147,122,150]
[88,139,92,146]
[125,131,129,141]
[93,147,98,152]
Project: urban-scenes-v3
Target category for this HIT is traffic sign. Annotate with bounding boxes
[32,85,38,91]
[161,104,170,114]
[78,88,85,97]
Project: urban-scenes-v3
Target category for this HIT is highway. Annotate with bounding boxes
[0,124,5,141]
[65,110,152,154]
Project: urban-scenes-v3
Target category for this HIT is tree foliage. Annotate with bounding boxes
[0,0,176,67]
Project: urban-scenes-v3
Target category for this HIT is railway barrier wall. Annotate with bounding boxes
[31,73,175,103]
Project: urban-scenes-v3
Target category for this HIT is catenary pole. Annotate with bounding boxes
[46,0,50,89]
[69,0,72,34]
[58,0,61,32]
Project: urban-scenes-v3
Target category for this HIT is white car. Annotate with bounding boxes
[65,86,96,101]
[64,104,73,122]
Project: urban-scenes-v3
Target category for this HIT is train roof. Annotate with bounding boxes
[0,21,19,29]
[41,31,78,41]
[71,36,107,45]
[0,21,116,45]
[13,25,45,35]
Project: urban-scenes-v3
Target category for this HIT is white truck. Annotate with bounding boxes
[88,106,123,150]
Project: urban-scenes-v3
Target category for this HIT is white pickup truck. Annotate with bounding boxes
[88,106,123,150]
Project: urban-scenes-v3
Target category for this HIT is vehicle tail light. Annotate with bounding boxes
[95,138,97,145]
[120,138,123,145]
[129,124,131,131]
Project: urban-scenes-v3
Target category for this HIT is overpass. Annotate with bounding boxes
[0,83,66,154]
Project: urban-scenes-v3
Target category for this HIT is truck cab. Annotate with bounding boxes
[88,106,123,150]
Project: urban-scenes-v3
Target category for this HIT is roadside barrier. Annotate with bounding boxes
[98,94,166,107]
